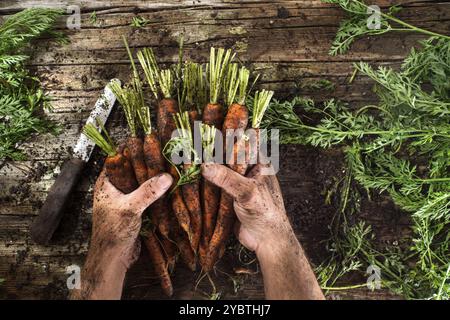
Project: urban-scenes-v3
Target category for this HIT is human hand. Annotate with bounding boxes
[201,163,293,255]
[201,163,324,300]
[91,170,173,269]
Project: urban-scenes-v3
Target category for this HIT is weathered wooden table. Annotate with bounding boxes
[0,0,448,300]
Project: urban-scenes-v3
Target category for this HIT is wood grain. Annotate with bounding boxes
[1,0,448,300]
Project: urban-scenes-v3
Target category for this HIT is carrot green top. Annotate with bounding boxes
[252,89,274,129]
[83,120,116,157]
[208,47,235,105]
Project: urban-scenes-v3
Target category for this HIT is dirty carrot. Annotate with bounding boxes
[222,66,250,132]
[137,47,178,147]
[171,112,202,252]
[143,132,171,238]
[132,52,172,238]
[202,48,234,130]
[138,47,191,242]
[158,231,177,272]
[205,66,252,271]
[206,90,274,271]
[83,122,138,194]
[143,231,174,297]
[108,81,148,184]
[168,163,192,236]
[172,218,197,271]
[110,38,149,185]
[108,78,148,186]
[141,126,172,238]
[182,180,201,252]
[199,124,218,266]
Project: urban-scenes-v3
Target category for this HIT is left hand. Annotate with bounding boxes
[91,170,173,269]
[201,163,291,255]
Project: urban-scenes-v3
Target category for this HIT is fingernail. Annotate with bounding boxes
[156,173,173,190]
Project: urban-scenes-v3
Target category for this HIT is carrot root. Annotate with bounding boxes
[204,192,235,271]
[171,188,192,237]
[143,232,174,297]
[182,181,202,252]
[173,224,197,271]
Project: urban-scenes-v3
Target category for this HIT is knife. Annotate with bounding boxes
[31,79,120,245]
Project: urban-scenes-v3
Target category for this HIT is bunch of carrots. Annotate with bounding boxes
[83,37,274,297]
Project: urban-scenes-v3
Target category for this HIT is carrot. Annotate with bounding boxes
[137,47,183,241]
[83,122,138,194]
[173,219,197,271]
[201,105,224,254]
[108,53,148,186]
[169,164,192,236]
[205,91,274,271]
[137,47,179,148]
[142,127,171,238]
[127,142,174,297]
[204,66,253,271]
[209,91,273,271]
[193,50,233,268]
[198,239,208,267]
[158,232,177,272]
[182,178,201,252]
[105,152,139,194]
[203,103,224,130]
[138,47,197,254]
[164,112,204,252]
[205,159,247,271]
[172,188,192,237]
[126,137,148,185]
[143,133,165,176]
[158,98,179,147]
[201,179,220,242]
[222,103,249,132]
[198,124,219,268]
[143,231,174,297]
[173,112,202,252]
[188,109,199,130]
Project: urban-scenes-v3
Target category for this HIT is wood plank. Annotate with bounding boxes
[1,0,440,300]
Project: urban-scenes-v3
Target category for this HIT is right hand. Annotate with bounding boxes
[201,163,293,255]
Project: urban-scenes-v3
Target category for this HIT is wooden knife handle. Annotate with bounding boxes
[31,158,86,245]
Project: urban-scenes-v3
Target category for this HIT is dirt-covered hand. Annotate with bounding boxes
[91,170,172,269]
[201,163,292,254]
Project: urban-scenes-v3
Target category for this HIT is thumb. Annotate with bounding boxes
[125,173,173,213]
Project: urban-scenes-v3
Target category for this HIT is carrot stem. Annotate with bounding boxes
[252,89,274,129]
[82,122,116,157]
[208,47,235,104]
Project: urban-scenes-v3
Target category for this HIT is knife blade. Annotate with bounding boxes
[31,79,120,245]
